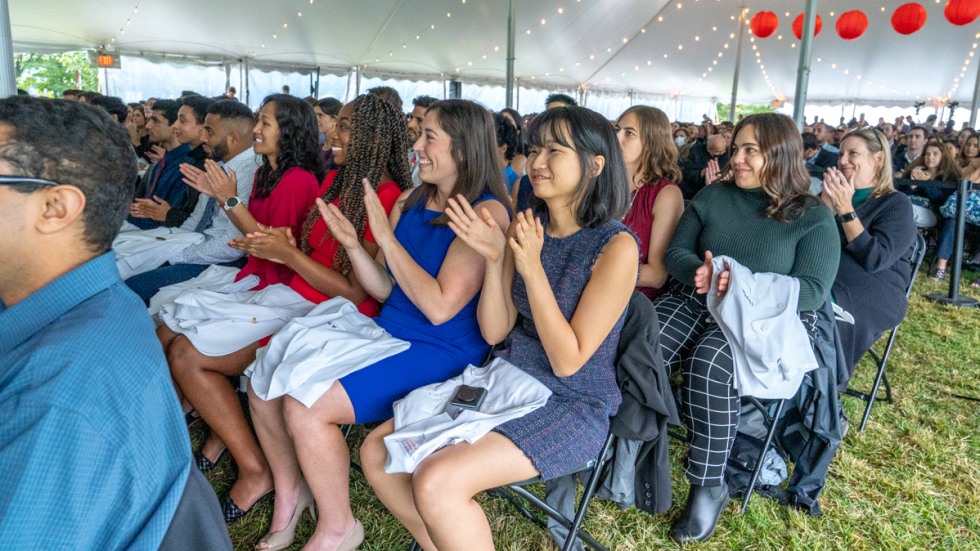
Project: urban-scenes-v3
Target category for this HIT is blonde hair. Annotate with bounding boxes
[840,127,894,198]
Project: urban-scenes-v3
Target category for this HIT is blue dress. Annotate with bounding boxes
[493,216,632,479]
[339,194,496,423]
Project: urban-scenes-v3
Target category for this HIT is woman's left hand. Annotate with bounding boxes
[509,209,544,278]
[362,179,395,247]
[821,167,855,215]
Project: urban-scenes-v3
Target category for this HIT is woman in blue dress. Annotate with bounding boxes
[361,106,639,551]
[247,100,511,551]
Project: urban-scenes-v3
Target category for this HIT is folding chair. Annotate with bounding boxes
[406,429,617,551]
[738,396,786,513]
[843,233,927,432]
[490,429,617,551]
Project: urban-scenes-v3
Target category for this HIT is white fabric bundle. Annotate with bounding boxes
[113,227,205,280]
[158,283,315,357]
[246,297,411,408]
[384,358,552,474]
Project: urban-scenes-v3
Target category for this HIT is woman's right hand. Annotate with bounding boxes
[910,166,929,181]
[318,198,362,251]
[446,194,507,263]
[693,250,730,296]
[179,163,215,198]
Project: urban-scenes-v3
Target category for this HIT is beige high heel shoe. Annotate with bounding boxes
[336,519,364,551]
[254,483,316,551]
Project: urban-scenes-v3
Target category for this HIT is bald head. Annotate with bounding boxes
[707,135,727,156]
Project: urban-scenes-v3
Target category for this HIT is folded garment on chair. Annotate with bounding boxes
[246,297,411,407]
[148,264,258,316]
[113,227,205,280]
[159,284,315,356]
[384,358,552,474]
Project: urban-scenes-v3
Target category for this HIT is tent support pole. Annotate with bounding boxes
[970,57,980,129]
[728,5,747,122]
[792,0,818,127]
[0,0,14,97]
[244,58,250,107]
[505,0,516,108]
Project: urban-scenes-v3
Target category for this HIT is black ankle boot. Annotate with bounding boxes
[670,482,730,543]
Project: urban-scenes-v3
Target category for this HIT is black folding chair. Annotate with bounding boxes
[738,396,787,513]
[843,233,927,432]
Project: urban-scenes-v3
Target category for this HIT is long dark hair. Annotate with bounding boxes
[526,106,631,227]
[723,113,811,222]
[617,105,682,185]
[401,100,511,225]
[253,94,325,199]
[300,94,413,275]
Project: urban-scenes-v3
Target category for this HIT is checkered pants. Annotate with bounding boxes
[654,284,818,487]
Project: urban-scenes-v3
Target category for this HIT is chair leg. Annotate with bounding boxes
[407,541,423,551]
[560,432,616,551]
[741,399,785,513]
[859,361,888,432]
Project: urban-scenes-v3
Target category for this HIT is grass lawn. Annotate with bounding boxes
[203,267,980,550]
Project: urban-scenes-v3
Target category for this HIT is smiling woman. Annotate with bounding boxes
[653,112,840,543]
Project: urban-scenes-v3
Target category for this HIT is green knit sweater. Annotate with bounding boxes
[665,183,840,311]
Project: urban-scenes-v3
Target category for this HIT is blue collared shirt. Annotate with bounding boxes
[0,252,191,549]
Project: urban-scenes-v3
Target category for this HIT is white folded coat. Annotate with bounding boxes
[706,255,819,400]
[246,297,411,408]
[384,358,552,474]
[113,227,205,280]
[158,283,315,357]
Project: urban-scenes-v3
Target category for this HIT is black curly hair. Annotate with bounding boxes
[300,94,413,275]
[253,94,325,199]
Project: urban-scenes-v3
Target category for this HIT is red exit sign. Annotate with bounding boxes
[88,51,121,69]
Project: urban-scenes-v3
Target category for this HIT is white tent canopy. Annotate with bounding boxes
[10,0,980,115]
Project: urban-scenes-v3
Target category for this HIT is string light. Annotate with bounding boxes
[108,0,142,46]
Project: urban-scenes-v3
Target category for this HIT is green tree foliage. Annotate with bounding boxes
[715,101,775,121]
[15,52,99,97]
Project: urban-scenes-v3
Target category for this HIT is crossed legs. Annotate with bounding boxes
[361,420,538,551]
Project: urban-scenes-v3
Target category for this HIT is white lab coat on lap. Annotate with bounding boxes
[384,358,552,474]
[706,255,819,400]
[246,297,411,408]
[113,227,205,280]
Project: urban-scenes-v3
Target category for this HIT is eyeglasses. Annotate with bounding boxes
[0,175,61,187]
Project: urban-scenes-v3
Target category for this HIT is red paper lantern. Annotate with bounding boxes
[836,10,869,40]
[792,13,823,40]
[892,3,928,35]
[944,0,980,26]
[750,11,779,38]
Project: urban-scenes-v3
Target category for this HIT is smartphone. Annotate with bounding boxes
[449,384,487,411]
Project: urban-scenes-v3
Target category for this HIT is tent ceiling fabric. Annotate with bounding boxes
[10,0,980,106]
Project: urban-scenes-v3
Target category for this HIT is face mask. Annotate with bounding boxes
[675,136,686,147]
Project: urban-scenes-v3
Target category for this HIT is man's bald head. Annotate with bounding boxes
[707,135,727,156]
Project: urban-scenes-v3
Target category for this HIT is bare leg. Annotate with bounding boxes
[168,335,272,510]
[157,324,187,405]
[283,383,357,551]
[410,433,539,551]
[248,381,306,536]
[361,420,437,550]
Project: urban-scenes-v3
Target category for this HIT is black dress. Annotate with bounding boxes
[831,190,916,378]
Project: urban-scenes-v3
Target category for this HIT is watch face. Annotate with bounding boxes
[224,197,239,210]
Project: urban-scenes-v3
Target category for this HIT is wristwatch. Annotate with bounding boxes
[837,211,858,223]
[223,196,241,211]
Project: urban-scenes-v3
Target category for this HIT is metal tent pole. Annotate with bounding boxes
[505,0,516,108]
[969,53,980,129]
[0,0,15,97]
[792,0,818,127]
[927,178,980,308]
[728,5,747,122]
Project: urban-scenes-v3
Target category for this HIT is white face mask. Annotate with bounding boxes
[674,136,686,147]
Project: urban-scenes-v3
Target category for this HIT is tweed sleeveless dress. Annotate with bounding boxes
[493,215,633,480]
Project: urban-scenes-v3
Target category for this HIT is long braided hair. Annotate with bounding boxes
[253,94,326,199]
[300,94,413,275]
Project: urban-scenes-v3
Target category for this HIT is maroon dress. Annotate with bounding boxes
[621,179,678,300]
